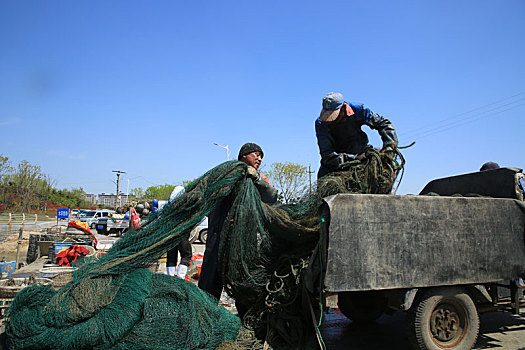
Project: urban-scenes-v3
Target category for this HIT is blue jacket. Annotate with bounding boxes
[315,102,398,172]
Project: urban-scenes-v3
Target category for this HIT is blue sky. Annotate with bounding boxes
[1,0,524,196]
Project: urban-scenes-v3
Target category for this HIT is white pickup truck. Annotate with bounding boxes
[95,214,129,237]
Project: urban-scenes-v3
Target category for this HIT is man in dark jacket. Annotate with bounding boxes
[315,92,398,178]
[198,143,278,303]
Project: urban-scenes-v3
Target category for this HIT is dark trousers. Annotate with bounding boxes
[198,229,223,300]
[167,239,192,267]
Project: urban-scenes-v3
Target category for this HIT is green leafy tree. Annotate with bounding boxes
[266,162,309,204]
[49,187,90,209]
[182,179,195,190]
[130,187,145,200]
[0,154,90,212]
[144,184,176,200]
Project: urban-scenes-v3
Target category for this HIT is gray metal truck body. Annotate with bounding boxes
[320,167,525,350]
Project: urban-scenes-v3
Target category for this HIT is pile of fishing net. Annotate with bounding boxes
[6,147,403,350]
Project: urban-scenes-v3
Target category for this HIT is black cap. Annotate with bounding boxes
[238,143,264,160]
[480,161,500,171]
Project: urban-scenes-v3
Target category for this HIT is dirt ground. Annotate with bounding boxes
[0,229,35,264]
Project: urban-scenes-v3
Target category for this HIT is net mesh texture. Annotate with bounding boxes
[6,146,404,350]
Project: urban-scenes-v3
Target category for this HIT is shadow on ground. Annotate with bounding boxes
[320,308,525,350]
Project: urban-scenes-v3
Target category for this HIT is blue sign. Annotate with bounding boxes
[57,208,70,219]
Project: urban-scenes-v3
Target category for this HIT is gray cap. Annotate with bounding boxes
[322,92,344,111]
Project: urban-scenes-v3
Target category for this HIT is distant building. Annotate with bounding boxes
[119,193,130,206]
[81,192,130,208]
[98,193,130,208]
[83,193,97,205]
[98,193,116,207]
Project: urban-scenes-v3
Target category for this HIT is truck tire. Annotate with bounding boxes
[407,287,479,350]
[337,291,386,323]
[199,229,208,244]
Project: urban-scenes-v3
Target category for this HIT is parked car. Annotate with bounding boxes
[79,209,115,229]
[189,217,208,244]
[71,209,80,218]
[78,209,90,218]
[157,198,208,244]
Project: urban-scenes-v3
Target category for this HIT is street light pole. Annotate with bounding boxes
[213,143,230,161]
[126,179,130,204]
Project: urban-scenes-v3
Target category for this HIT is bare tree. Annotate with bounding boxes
[36,174,55,212]
[0,154,10,176]
[265,162,308,204]
[12,160,42,212]
[0,154,12,208]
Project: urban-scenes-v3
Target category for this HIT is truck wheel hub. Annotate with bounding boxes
[430,301,467,346]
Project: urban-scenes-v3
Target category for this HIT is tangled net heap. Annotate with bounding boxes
[7,147,403,350]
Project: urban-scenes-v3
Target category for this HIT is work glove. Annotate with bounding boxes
[337,153,356,165]
[381,143,396,156]
[337,153,357,170]
[338,154,359,170]
[247,166,259,180]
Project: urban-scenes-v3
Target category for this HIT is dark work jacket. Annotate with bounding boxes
[198,174,278,300]
[315,102,398,177]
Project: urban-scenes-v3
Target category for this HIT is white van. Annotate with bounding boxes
[79,209,115,228]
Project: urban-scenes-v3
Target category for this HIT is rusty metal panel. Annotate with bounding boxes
[324,194,525,292]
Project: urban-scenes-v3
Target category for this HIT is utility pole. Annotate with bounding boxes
[308,165,315,196]
[112,170,127,209]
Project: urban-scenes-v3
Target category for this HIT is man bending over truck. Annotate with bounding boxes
[315,92,398,178]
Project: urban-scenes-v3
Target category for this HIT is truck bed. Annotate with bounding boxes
[323,194,525,292]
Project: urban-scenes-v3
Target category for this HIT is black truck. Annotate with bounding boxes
[321,167,525,350]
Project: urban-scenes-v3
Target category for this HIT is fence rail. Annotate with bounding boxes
[0,213,38,230]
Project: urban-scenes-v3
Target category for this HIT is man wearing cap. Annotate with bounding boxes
[479,161,500,171]
[315,92,398,178]
[199,143,277,310]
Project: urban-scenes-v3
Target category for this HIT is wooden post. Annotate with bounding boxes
[15,227,23,270]
[34,214,37,225]
[22,213,25,230]
[112,170,127,209]
[8,213,11,231]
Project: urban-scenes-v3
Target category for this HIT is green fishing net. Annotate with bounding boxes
[6,147,403,350]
